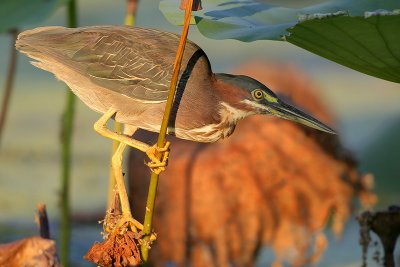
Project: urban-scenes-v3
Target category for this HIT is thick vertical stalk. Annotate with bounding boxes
[0,29,18,146]
[107,0,139,209]
[140,0,194,261]
[60,0,77,266]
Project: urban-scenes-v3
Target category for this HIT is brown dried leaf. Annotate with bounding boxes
[0,236,60,267]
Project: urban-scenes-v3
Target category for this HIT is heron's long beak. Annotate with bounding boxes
[267,101,336,134]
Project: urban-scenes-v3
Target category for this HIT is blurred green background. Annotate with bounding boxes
[0,0,399,266]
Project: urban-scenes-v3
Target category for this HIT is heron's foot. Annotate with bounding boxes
[111,215,157,243]
[112,214,143,235]
[145,141,170,174]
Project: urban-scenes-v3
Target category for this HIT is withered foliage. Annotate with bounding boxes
[84,191,142,267]
[84,231,141,267]
[0,236,60,267]
[0,204,59,267]
[128,63,376,267]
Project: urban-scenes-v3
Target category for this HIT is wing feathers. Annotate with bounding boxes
[16,26,211,103]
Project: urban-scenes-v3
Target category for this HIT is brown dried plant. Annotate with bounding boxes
[84,231,142,267]
[0,237,60,267]
[84,192,142,267]
[0,204,60,267]
[127,62,376,267]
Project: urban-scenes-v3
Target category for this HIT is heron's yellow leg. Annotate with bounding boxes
[94,108,149,152]
[103,126,157,241]
[93,108,170,173]
[111,142,143,232]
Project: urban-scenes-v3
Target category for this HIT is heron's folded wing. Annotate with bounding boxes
[16,26,209,103]
[71,28,181,103]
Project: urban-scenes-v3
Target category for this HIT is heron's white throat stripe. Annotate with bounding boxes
[219,102,256,122]
[241,99,269,112]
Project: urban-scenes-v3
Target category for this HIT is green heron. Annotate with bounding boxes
[16,26,335,232]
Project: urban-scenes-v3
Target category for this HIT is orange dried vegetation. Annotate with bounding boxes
[128,62,376,267]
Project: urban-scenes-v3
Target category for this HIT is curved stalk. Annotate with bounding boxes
[140,0,194,261]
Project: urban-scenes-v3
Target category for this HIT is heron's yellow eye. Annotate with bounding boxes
[252,89,263,100]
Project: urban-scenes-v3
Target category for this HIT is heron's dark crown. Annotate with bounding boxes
[215,73,277,98]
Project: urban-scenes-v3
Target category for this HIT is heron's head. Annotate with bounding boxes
[215,73,335,134]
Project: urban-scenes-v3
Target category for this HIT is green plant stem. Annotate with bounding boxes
[0,29,18,146]
[60,0,77,266]
[140,0,194,261]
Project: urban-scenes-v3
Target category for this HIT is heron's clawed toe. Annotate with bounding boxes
[155,141,170,152]
[112,214,144,234]
[145,142,170,174]
[112,215,158,242]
